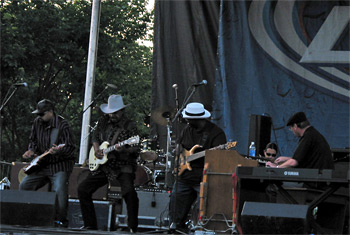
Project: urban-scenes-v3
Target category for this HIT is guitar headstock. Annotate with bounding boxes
[54,144,66,150]
[225,141,237,150]
[127,136,140,145]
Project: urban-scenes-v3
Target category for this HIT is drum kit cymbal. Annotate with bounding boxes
[150,106,175,126]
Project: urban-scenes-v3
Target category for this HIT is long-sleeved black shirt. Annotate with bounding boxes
[28,113,75,174]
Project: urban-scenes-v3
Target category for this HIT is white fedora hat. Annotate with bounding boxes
[100,95,130,114]
[182,102,211,119]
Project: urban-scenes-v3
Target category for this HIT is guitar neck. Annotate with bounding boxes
[186,143,228,163]
[104,140,129,154]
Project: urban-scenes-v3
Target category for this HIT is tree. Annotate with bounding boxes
[0,0,153,166]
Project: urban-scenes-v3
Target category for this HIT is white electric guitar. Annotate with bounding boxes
[88,136,140,171]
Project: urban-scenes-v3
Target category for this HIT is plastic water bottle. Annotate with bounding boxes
[249,141,256,157]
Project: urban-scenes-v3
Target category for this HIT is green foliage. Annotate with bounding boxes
[1,0,153,164]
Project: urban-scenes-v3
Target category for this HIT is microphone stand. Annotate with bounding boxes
[169,85,198,232]
[71,85,109,123]
[0,86,19,112]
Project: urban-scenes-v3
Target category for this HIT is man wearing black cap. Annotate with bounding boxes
[169,102,227,233]
[266,112,333,170]
[20,99,75,227]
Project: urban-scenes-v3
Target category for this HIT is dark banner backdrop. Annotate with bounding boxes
[212,0,349,155]
[152,0,349,155]
[151,0,220,146]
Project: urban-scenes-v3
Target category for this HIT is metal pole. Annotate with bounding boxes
[78,0,101,164]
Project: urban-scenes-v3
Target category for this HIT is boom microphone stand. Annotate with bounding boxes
[169,85,200,232]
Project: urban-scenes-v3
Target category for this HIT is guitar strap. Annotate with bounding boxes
[110,128,122,146]
[200,132,209,148]
[50,128,59,146]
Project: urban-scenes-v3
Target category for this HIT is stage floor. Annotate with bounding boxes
[0,224,169,234]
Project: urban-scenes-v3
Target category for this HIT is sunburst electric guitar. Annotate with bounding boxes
[89,136,140,171]
[23,144,66,175]
[176,141,237,176]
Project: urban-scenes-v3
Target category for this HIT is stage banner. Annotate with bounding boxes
[212,0,349,156]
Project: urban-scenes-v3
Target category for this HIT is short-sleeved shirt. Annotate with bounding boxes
[292,126,334,170]
[178,120,227,185]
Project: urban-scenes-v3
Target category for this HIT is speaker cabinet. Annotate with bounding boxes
[248,115,272,156]
[241,202,308,234]
[0,190,57,226]
[117,189,171,229]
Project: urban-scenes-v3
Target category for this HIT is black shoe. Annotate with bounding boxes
[80,225,97,230]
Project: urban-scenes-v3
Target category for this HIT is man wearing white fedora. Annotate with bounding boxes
[169,102,227,233]
[78,95,139,233]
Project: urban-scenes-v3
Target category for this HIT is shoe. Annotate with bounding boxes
[80,225,97,230]
[129,228,137,233]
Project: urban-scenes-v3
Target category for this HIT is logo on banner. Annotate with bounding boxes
[248,0,349,99]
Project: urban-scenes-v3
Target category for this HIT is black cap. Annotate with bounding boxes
[286,112,308,126]
[32,99,54,114]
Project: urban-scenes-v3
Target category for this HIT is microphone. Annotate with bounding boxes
[192,80,207,87]
[13,82,28,87]
[107,84,118,89]
[172,84,178,89]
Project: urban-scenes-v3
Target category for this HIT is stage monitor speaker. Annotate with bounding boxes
[241,202,308,234]
[0,190,57,227]
[248,114,272,156]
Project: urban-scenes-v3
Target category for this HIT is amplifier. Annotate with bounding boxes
[117,189,171,229]
[68,199,121,231]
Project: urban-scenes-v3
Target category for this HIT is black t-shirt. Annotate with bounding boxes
[292,126,334,170]
[178,120,227,185]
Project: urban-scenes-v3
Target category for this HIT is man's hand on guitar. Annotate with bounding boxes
[23,150,35,159]
[94,149,104,159]
[48,144,60,155]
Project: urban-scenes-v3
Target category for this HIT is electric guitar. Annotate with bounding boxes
[23,144,66,175]
[89,136,140,171]
[175,141,237,176]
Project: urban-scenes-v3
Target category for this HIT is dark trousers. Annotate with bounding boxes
[77,171,139,230]
[169,181,200,228]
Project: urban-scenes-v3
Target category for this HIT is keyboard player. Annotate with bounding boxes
[265,112,334,170]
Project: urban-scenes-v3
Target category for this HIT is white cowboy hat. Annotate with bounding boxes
[100,95,130,114]
[182,102,211,119]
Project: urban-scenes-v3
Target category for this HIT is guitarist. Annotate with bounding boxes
[77,95,139,233]
[169,102,227,233]
[20,99,75,227]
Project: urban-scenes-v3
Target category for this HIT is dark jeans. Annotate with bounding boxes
[77,171,139,230]
[19,171,70,223]
[169,180,200,228]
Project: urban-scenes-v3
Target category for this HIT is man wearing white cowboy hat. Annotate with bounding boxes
[78,95,139,233]
[169,102,227,233]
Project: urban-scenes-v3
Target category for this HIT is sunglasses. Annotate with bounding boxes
[266,153,276,157]
[37,111,48,117]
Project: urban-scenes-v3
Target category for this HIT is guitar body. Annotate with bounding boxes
[177,145,201,176]
[89,141,110,171]
[23,160,42,175]
[88,136,140,171]
[176,142,237,176]
[23,144,66,175]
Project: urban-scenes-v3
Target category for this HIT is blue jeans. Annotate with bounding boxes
[169,181,200,228]
[19,171,70,223]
